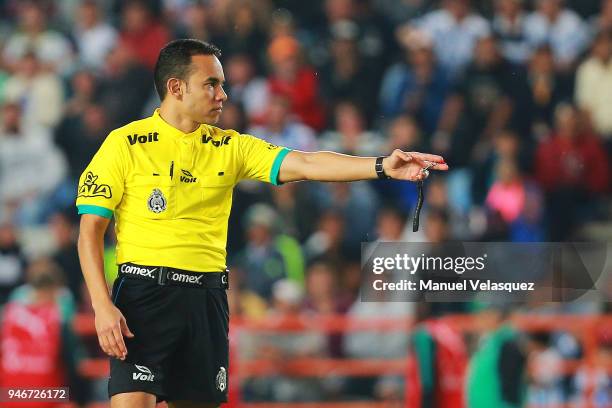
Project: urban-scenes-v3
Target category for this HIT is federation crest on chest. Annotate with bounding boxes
[147,188,167,213]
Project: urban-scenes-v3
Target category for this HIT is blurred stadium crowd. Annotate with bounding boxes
[0,0,610,406]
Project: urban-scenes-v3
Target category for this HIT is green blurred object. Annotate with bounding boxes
[104,245,118,283]
[467,325,527,408]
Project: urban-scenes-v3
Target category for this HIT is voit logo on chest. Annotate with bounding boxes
[128,132,159,145]
[180,170,197,183]
[202,134,231,147]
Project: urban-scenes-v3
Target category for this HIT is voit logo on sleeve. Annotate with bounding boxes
[133,365,155,381]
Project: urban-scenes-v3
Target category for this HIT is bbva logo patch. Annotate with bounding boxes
[78,172,112,198]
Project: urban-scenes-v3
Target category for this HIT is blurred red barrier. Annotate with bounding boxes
[73,313,612,407]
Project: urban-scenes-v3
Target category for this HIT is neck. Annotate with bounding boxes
[159,102,200,133]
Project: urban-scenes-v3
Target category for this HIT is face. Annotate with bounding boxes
[307,264,335,299]
[78,2,99,28]
[497,0,521,16]
[538,0,561,19]
[181,55,227,124]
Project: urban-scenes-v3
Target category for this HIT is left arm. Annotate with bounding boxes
[278,149,448,183]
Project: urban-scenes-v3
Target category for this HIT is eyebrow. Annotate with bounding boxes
[205,77,225,85]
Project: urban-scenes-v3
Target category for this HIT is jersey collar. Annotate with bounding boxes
[152,108,206,139]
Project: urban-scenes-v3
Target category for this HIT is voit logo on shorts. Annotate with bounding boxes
[121,264,156,278]
[133,365,155,382]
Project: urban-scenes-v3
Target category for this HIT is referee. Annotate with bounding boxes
[76,39,448,408]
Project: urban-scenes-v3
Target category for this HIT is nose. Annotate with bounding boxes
[217,86,228,102]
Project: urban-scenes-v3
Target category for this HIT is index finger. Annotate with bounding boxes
[426,161,449,171]
[410,152,446,163]
[111,327,127,359]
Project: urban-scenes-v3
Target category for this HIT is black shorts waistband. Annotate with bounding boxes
[118,263,229,289]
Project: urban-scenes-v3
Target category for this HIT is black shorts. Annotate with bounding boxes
[108,274,229,403]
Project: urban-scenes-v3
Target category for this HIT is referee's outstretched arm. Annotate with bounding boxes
[277,149,449,183]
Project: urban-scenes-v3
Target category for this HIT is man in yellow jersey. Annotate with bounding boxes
[76,39,448,408]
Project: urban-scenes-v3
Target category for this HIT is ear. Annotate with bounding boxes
[167,77,184,99]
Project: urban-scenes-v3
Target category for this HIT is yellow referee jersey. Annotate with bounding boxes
[76,109,291,272]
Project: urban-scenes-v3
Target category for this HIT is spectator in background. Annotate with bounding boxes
[524,0,589,71]
[410,0,490,77]
[226,266,268,320]
[472,129,522,204]
[575,30,612,146]
[270,182,321,242]
[304,261,352,357]
[3,52,64,130]
[315,181,380,256]
[173,0,214,43]
[233,204,304,300]
[243,279,327,402]
[319,20,378,120]
[466,307,527,408]
[343,288,413,399]
[62,69,100,119]
[1,258,87,407]
[406,318,468,408]
[98,44,151,128]
[226,53,269,124]
[420,176,472,240]
[591,0,612,34]
[485,158,544,242]
[527,332,565,406]
[313,0,390,78]
[375,206,410,242]
[0,103,66,225]
[535,104,610,240]
[492,0,532,65]
[0,222,25,304]
[217,0,268,62]
[2,1,73,74]
[320,101,384,156]
[511,45,573,139]
[55,104,112,183]
[49,210,83,305]
[434,36,514,169]
[380,29,451,135]
[267,35,326,131]
[216,101,248,133]
[372,0,428,27]
[303,209,349,266]
[118,0,170,71]
[572,328,612,407]
[72,0,118,70]
[248,94,318,152]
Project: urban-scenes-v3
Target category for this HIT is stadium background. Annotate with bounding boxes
[0,0,610,406]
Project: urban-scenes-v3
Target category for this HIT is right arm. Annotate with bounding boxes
[78,214,133,360]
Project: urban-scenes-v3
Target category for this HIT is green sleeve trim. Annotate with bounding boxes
[77,205,113,219]
[270,148,292,186]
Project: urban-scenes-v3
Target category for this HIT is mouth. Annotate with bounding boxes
[211,107,223,113]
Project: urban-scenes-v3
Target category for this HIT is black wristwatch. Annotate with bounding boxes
[375,156,391,180]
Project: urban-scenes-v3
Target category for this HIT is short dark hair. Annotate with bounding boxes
[154,39,222,101]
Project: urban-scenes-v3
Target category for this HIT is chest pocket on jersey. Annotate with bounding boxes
[199,174,234,218]
[129,176,176,219]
